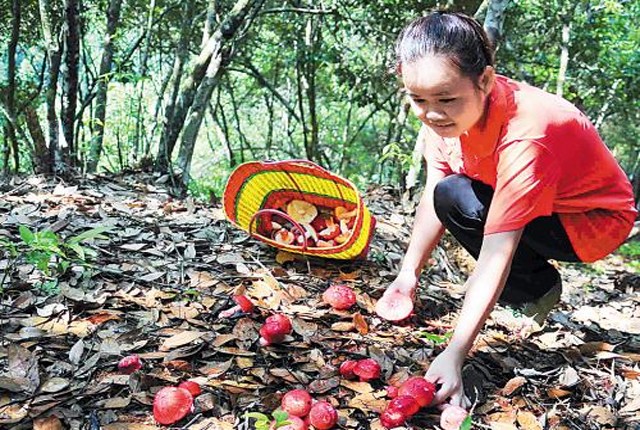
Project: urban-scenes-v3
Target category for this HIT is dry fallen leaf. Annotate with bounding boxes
[516,411,542,430]
[159,331,204,351]
[353,313,369,335]
[276,250,297,264]
[0,343,40,394]
[581,405,617,426]
[341,380,374,394]
[347,391,387,413]
[501,376,527,396]
[308,377,340,394]
[40,377,70,393]
[547,387,572,399]
[33,416,64,430]
[331,322,355,332]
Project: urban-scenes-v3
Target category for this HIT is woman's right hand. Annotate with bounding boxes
[375,269,418,321]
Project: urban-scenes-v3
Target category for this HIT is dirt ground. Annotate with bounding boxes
[0,172,638,430]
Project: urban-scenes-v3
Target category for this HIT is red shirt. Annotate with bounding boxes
[424,75,637,262]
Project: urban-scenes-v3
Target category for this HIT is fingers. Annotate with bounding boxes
[449,391,471,409]
[432,383,453,405]
[430,380,468,408]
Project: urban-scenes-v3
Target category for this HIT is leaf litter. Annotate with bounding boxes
[0,173,638,429]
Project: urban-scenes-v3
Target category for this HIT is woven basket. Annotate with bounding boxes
[223,160,376,259]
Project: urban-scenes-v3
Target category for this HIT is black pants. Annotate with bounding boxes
[433,174,581,305]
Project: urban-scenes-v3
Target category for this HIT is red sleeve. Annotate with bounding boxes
[485,140,560,234]
[421,126,453,175]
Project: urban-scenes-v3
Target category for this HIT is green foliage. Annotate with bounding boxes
[617,241,640,273]
[244,409,291,429]
[459,414,474,430]
[617,241,640,258]
[3,0,637,201]
[418,331,453,345]
[17,225,111,278]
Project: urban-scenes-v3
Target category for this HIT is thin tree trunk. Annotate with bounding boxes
[176,49,223,187]
[227,75,249,162]
[133,0,156,162]
[203,0,219,46]
[155,1,195,172]
[482,0,509,49]
[1,124,9,174]
[556,22,570,97]
[162,0,265,181]
[24,106,49,174]
[295,55,309,159]
[39,0,62,174]
[595,80,621,129]
[147,61,174,156]
[61,0,80,166]
[236,61,300,122]
[5,0,21,173]
[212,95,235,167]
[304,17,320,165]
[86,0,123,172]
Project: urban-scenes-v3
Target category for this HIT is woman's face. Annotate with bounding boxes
[402,54,494,138]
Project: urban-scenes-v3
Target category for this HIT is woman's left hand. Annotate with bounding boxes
[425,346,471,408]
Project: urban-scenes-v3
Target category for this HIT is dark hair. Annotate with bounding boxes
[395,11,495,81]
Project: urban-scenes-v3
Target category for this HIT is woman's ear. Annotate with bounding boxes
[479,66,496,95]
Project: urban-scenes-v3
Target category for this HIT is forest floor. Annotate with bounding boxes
[0,172,639,430]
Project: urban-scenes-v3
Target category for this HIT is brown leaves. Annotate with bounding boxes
[1,175,639,429]
[159,331,205,351]
[0,344,40,394]
[501,376,527,396]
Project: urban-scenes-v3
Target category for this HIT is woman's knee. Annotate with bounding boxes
[433,174,474,222]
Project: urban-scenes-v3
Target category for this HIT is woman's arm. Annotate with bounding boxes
[426,229,523,406]
[399,164,447,279]
[376,164,447,320]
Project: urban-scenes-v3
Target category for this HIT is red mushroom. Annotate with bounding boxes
[322,285,356,310]
[153,387,194,425]
[281,389,313,417]
[308,401,338,430]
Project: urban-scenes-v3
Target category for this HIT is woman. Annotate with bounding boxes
[375,11,637,408]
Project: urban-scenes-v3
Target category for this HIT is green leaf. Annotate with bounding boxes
[67,243,86,260]
[244,412,270,422]
[19,226,35,245]
[459,414,473,430]
[418,331,453,345]
[272,409,289,424]
[67,226,113,245]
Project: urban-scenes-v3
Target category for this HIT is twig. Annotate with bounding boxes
[0,182,31,198]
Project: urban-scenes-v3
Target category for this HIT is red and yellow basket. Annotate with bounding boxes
[223,160,376,259]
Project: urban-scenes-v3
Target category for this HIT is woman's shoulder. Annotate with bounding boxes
[497,75,593,141]
[498,75,581,118]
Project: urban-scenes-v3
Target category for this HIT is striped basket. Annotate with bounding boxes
[223,160,376,259]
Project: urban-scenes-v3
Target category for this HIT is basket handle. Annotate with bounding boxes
[263,159,322,169]
[267,159,347,204]
[248,208,309,251]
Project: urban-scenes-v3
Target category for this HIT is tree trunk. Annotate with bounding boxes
[482,0,509,49]
[156,0,262,174]
[5,0,21,173]
[39,0,63,174]
[86,0,123,173]
[304,17,320,165]
[61,0,80,166]
[556,21,570,97]
[175,51,223,188]
[212,95,235,167]
[24,106,49,174]
[155,1,195,172]
[133,0,156,162]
